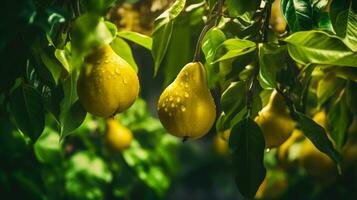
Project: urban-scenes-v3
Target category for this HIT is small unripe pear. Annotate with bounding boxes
[255,90,296,148]
[106,118,133,151]
[77,44,139,117]
[157,62,216,139]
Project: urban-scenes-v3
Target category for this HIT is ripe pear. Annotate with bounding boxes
[255,90,296,148]
[77,44,139,117]
[106,118,133,150]
[213,129,231,156]
[270,0,287,34]
[157,62,216,139]
[277,129,304,168]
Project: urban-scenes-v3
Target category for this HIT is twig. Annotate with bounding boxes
[192,0,224,62]
[261,0,272,42]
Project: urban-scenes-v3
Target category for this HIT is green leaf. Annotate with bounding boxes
[34,127,61,164]
[60,100,87,139]
[281,0,314,32]
[118,31,152,50]
[55,47,71,73]
[229,118,266,199]
[59,73,83,139]
[152,0,186,76]
[163,25,192,86]
[226,0,261,17]
[217,81,248,131]
[296,112,342,164]
[317,72,344,107]
[9,83,45,141]
[284,30,357,67]
[327,94,352,150]
[71,14,115,59]
[202,28,226,87]
[330,0,357,51]
[258,43,288,89]
[111,37,139,72]
[213,38,256,63]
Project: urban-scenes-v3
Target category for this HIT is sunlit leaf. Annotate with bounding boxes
[111,37,138,72]
[281,0,314,32]
[118,31,152,50]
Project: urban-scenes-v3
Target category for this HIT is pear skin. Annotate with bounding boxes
[157,62,216,139]
[77,44,139,117]
[255,90,296,148]
[106,118,133,150]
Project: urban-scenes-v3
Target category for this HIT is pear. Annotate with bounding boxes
[213,129,231,156]
[270,0,287,34]
[255,90,296,148]
[157,62,216,139]
[77,44,139,117]
[106,118,133,151]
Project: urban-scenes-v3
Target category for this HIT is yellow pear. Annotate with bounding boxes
[255,170,288,199]
[255,90,296,148]
[157,62,216,139]
[277,129,304,168]
[105,118,133,151]
[77,44,139,117]
[298,111,336,178]
[213,129,231,156]
[270,0,287,34]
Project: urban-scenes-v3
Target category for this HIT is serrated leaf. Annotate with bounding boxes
[258,43,288,89]
[281,0,313,32]
[118,31,152,50]
[229,118,266,199]
[296,112,342,164]
[9,84,45,141]
[284,30,357,67]
[111,37,138,72]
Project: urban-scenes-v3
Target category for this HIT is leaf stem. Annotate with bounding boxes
[261,0,272,42]
[192,0,224,62]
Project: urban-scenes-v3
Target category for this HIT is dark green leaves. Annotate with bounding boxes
[10,84,45,141]
[281,0,313,32]
[330,0,357,51]
[285,31,357,67]
[152,0,186,76]
[328,95,352,150]
[258,43,288,89]
[229,118,266,199]
[296,112,341,165]
[216,81,247,131]
[225,0,261,17]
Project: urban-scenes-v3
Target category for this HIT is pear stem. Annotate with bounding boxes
[192,0,224,62]
[182,136,189,143]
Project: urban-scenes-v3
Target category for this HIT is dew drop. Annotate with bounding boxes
[184,92,189,98]
[115,68,120,74]
[171,103,175,108]
[169,96,173,101]
[266,148,271,153]
[169,112,172,116]
[104,60,109,64]
[180,105,186,112]
[176,97,181,103]
[184,83,189,88]
[164,107,168,112]
[96,61,101,64]
[123,78,128,84]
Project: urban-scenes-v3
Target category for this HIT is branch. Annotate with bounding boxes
[192,0,224,62]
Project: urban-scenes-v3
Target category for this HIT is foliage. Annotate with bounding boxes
[1,0,357,199]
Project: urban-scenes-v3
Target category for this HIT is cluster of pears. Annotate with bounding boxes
[157,62,216,140]
[255,90,296,148]
[77,43,139,118]
[77,43,139,150]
